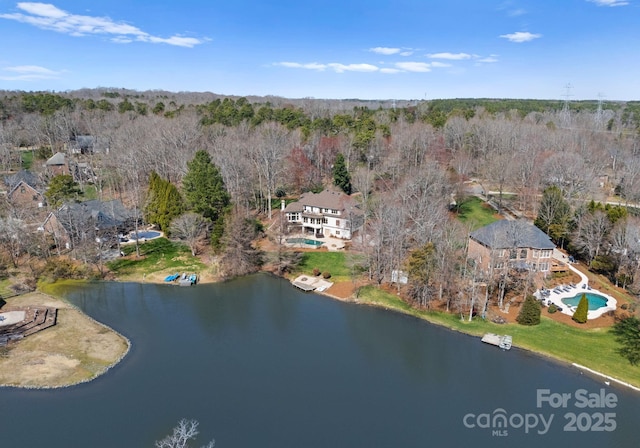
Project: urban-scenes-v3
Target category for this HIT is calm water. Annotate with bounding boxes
[1,274,639,447]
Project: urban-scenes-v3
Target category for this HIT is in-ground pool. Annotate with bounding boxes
[286,237,324,247]
[561,292,609,310]
[130,230,162,240]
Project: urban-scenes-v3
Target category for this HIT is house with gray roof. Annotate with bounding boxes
[45,152,69,176]
[468,219,556,273]
[283,189,363,239]
[41,199,138,250]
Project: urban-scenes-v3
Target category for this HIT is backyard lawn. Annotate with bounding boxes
[106,238,206,278]
[295,251,363,282]
[357,285,640,388]
[456,196,500,230]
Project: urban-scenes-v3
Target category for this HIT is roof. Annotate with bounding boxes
[285,189,361,215]
[8,179,42,197]
[55,200,136,231]
[46,152,66,166]
[470,220,555,250]
[4,170,40,190]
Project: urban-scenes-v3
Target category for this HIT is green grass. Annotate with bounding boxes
[296,251,352,281]
[106,238,206,276]
[20,151,33,170]
[456,196,500,230]
[81,185,98,201]
[0,279,13,298]
[357,286,640,388]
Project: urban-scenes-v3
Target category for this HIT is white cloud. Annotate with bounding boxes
[499,31,542,42]
[0,64,64,81]
[275,62,379,73]
[380,68,402,74]
[430,61,452,68]
[587,0,629,6]
[427,52,472,60]
[399,51,414,57]
[508,8,527,16]
[369,47,401,55]
[276,62,327,71]
[0,2,207,47]
[395,62,431,72]
[476,55,499,63]
[327,63,379,73]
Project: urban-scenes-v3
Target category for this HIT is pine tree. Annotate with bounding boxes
[332,153,352,195]
[144,171,184,232]
[572,294,589,323]
[182,150,230,248]
[516,295,541,326]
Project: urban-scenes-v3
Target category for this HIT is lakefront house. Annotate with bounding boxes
[283,189,364,239]
[467,219,556,274]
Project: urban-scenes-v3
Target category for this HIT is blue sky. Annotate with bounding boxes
[0,0,638,100]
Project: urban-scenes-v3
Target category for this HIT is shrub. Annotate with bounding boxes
[572,294,589,324]
[322,271,331,279]
[548,304,558,314]
[516,295,541,326]
[313,268,321,276]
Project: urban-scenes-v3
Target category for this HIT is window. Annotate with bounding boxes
[20,186,25,193]
[336,230,340,235]
[331,209,339,214]
[494,262,504,269]
[510,249,517,259]
[303,217,308,223]
[532,249,540,258]
[541,250,551,258]
[520,249,527,259]
[498,249,506,258]
[335,219,340,227]
[539,262,549,271]
[322,217,328,224]
[531,263,537,271]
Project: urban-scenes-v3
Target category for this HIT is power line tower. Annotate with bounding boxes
[561,83,573,128]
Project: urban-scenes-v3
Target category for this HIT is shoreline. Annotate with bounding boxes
[0,290,131,390]
[3,273,638,392]
[296,277,640,394]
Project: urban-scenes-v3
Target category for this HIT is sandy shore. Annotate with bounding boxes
[0,292,130,389]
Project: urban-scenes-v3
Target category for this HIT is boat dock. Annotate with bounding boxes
[291,275,333,292]
[481,333,512,350]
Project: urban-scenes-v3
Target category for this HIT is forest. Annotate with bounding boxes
[1,88,640,315]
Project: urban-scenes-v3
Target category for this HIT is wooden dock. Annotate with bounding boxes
[481,333,512,350]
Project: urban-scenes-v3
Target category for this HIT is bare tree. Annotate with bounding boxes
[155,419,214,448]
[170,213,210,256]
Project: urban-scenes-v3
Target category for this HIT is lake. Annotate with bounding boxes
[1,274,639,447]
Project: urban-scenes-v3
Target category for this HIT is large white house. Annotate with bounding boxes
[283,190,364,239]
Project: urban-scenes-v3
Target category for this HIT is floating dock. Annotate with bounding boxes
[481,333,512,350]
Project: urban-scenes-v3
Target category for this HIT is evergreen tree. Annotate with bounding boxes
[332,153,352,195]
[45,174,81,207]
[572,294,589,324]
[182,150,231,248]
[516,295,541,326]
[144,171,184,232]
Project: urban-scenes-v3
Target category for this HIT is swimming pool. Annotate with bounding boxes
[561,292,609,311]
[130,230,162,240]
[286,238,324,247]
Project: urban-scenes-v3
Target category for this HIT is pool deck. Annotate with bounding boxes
[284,234,347,251]
[535,261,617,319]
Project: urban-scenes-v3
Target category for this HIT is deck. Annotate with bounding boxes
[481,333,512,350]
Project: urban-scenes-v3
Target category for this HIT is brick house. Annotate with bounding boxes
[41,199,138,250]
[45,152,69,176]
[4,170,45,212]
[468,219,556,274]
[283,190,364,239]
